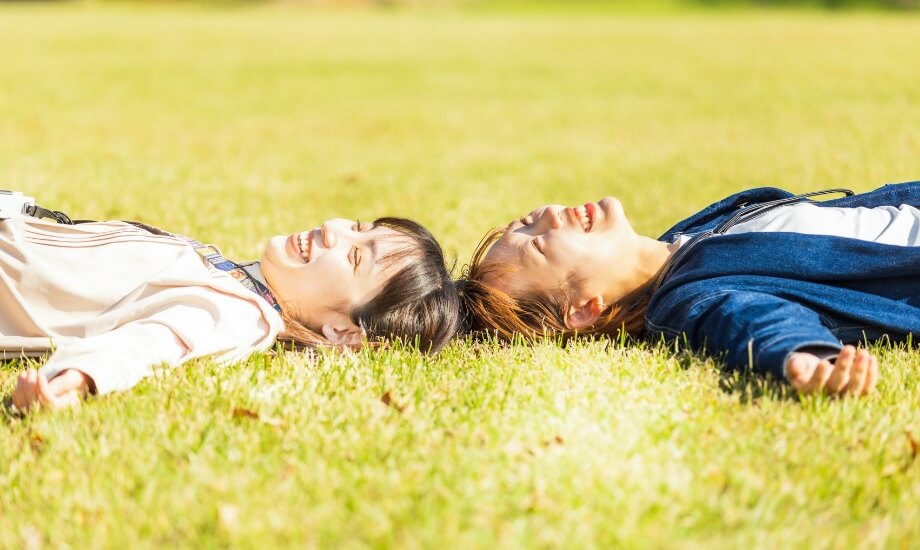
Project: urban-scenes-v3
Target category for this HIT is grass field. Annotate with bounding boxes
[1,4,919,548]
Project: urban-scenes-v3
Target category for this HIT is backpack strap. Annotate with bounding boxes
[12,203,284,314]
[21,203,74,225]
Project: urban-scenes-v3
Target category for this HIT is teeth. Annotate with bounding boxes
[575,206,590,231]
[299,232,309,261]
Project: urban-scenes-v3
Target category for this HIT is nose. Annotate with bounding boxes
[320,221,337,248]
[539,207,563,230]
[320,218,362,249]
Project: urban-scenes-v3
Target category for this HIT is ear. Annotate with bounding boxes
[321,323,366,347]
[564,295,605,330]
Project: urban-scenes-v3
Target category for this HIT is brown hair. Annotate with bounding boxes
[457,228,657,342]
[278,217,461,353]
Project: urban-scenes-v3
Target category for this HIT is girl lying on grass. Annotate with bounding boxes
[459,180,920,397]
[5,212,460,411]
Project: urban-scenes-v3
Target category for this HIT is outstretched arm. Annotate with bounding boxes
[12,321,188,412]
[677,290,878,397]
[12,369,92,411]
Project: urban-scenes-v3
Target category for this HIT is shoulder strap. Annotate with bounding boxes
[713,188,853,234]
[654,187,855,293]
[175,236,284,314]
[21,204,74,225]
[15,204,284,314]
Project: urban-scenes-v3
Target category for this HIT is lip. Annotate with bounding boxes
[289,231,315,263]
[584,202,596,232]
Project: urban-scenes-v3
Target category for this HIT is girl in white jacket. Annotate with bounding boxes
[6,215,460,411]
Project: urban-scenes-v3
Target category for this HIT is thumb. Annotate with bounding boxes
[785,353,818,388]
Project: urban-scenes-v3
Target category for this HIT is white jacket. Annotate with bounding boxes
[0,217,283,395]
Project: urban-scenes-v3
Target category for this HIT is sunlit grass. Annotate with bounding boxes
[0,5,918,548]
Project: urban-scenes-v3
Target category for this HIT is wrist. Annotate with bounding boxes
[53,369,96,395]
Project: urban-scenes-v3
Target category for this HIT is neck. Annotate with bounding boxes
[638,235,678,283]
[607,235,676,303]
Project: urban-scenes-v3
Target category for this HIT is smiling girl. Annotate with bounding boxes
[460,181,920,397]
[7,214,460,411]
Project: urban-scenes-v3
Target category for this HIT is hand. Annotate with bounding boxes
[12,369,92,412]
[785,345,878,397]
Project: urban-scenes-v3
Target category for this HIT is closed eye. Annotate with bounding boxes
[353,219,376,232]
[531,238,543,256]
[351,246,362,271]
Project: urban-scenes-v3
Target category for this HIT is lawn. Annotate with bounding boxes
[1,4,919,548]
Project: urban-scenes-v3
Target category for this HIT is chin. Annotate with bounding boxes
[263,235,292,265]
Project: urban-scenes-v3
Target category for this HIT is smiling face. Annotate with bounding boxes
[260,218,414,341]
[481,197,649,326]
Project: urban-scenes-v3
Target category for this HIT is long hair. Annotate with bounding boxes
[457,228,656,342]
[279,217,461,353]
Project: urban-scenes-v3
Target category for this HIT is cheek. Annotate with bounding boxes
[547,237,606,275]
[265,235,288,258]
[304,257,353,300]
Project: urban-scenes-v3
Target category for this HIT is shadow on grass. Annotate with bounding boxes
[716,365,800,405]
[677,337,919,405]
[669,347,800,404]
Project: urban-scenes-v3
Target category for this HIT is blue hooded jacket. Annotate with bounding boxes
[647,180,920,381]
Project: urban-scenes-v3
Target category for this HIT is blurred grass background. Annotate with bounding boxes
[3,4,918,260]
[1,1,919,548]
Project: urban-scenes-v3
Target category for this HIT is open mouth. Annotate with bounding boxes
[575,203,594,232]
[291,230,314,263]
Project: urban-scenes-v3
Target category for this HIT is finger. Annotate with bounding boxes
[862,355,879,395]
[786,354,817,390]
[846,348,870,396]
[17,370,39,411]
[837,345,856,369]
[825,355,853,396]
[12,373,29,410]
[26,369,40,407]
[803,359,834,395]
[36,371,56,407]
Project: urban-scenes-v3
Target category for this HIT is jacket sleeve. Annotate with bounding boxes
[39,321,189,396]
[669,291,843,380]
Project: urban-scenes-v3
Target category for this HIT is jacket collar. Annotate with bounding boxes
[657,187,793,242]
[657,180,920,242]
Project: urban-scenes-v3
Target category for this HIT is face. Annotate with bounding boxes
[260,219,413,342]
[482,197,644,309]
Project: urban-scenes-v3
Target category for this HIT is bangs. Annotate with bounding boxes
[371,217,432,271]
[351,216,460,353]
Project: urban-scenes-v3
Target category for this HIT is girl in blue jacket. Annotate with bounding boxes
[459,180,920,397]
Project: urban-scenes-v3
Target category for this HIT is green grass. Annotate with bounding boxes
[1,4,920,548]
